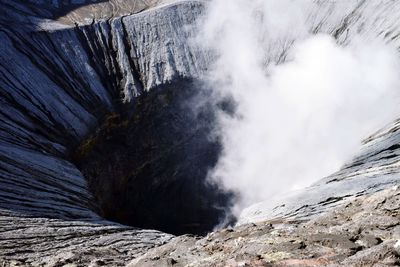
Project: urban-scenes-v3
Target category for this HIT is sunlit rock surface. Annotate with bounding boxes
[0,0,190,27]
[0,0,400,266]
[129,187,400,267]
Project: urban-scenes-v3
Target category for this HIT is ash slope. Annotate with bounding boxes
[0,0,207,265]
[1,0,400,266]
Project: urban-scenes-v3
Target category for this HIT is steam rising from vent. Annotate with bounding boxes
[195,0,400,214]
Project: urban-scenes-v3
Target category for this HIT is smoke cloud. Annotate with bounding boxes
[195,0,400,214]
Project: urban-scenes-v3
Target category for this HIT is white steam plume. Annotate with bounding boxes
[196,0,400,214]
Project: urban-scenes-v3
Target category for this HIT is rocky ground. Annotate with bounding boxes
[129,186,400,267]
[0,218,173,266]
[1,185,399,266]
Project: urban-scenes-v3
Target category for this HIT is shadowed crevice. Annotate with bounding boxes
[73,79,237,235]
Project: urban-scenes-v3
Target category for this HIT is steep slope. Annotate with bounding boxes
[0,0,207,219]
[0,0,400,266]
[0,1,208,265]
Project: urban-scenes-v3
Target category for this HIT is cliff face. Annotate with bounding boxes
[0,1,209,265]
[1,0,400,266]
[0,0,207,217]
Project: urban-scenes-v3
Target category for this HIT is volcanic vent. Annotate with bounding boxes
[72,80,235,235]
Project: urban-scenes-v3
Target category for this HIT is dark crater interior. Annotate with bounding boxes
[72,80,236,235]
